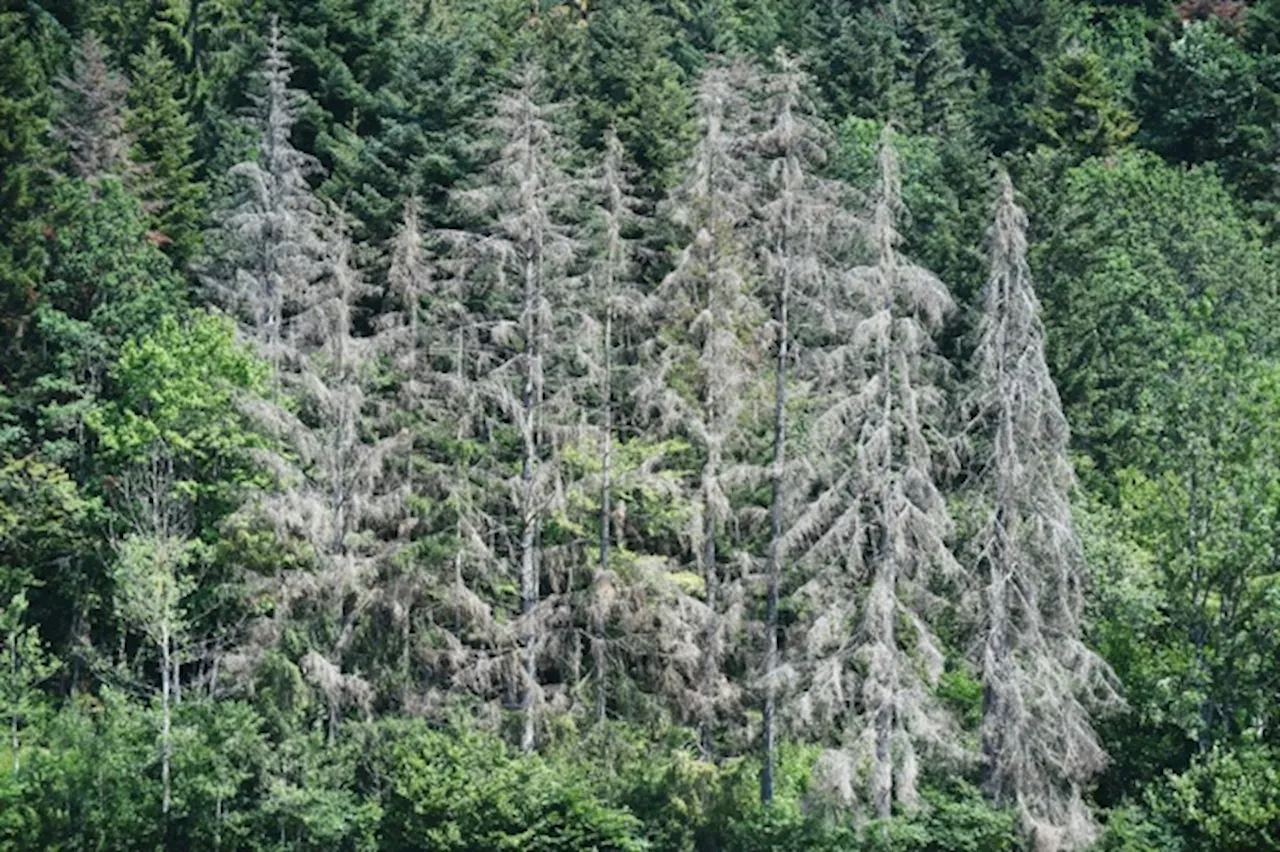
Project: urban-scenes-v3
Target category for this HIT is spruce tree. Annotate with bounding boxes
[444,63,584,751]
[754,48,853,805]
[56,32,132,183]
[586,128,641,723]
[645,59,765,756]
[244,210,405,741]
[968,172,1117,851]
[0,9,57,329]
[796,128,959,818]
[126,37,205,266]
[201,16,324,375]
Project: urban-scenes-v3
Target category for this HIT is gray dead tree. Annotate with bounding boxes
[643,59,765,757]
[246,210,406,740]
[754,48,856,805]
[57,32,131,182]
[584,128,642,724]
[572,127,702,727]
[794,127,960,819]
[443,63,583,751]
[967,172,1118,852]
[201,16,324,376]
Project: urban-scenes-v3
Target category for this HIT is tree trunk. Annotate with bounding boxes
[160,625,172,818]
[520,254,540,754]
[10,636,18,775]
[595,307,613,725]
[700,485,718,760]
[761,277,788,805]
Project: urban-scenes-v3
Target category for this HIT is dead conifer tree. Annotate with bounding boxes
[584,128,643,723]
[56,32,131,182]
[388,197,431,489]
[246,210,406,740]
[754,48,855,805]
[444,63,583,751]
[643,59,765,757]
[795,127,960,818]
[201,16,324,375]
[967,172,1118,851]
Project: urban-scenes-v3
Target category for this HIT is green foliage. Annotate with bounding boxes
[833,116,986,302]
[1031,45,1138,159]
[0,455,86,595]
[0,590,56,779]
[20,690,164,849]
[10,177,184,465]
[1035,151,1278,483]
[1138,19,1279,210]
[0,10,59,354]
[90,311,268,501]
[126,37,206,266]
[377,722,647,851]
[957,0,1070,153]
[796,0,976,139]
[565,0,697,193]
[1158,740,1280,851]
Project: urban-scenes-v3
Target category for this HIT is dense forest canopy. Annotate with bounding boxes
[3,1,1280,849]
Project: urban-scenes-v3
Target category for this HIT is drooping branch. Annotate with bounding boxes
[968,171,1119,851]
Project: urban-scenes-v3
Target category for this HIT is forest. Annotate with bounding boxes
[3,0,1280,849]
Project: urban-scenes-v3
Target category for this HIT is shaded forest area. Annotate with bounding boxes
[3,0,1280,849]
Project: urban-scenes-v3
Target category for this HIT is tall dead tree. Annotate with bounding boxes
[968,172,1117,851]
[201,16,324,375]
[388,197,432,490]
[795,128,959,818]
[446,64,582,751]
[247,211,405,740]
[754,49,854,805]
[583,128,645,723]
[57,32,131,182]
[644,59,764,757]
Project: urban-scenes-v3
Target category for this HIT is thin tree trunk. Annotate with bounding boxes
[520,253,540,754]
[595,307,613,725]
[10,637,18,775]
[700,484,718,760]
[161,625,172,818]
[761,273,789,804]
[872,342,896,821]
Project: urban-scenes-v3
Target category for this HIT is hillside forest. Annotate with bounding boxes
[4,0,1280,849]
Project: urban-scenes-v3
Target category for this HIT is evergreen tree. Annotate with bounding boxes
[126,37,205,266]
[645,59,765,756]
[56,32,131,183]
[753,49,853,805]
[968,172,1116,851]
[1031,45,1137,160]
[444,63,584,751]
[586,128,642,723]
[575,0,697,193]
[201,16,324,375]
[796,128,959,818]
[243,212,405,741]
[0,10,58,340]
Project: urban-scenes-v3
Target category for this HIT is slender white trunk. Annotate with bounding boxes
[762,268,788,804]
[595,305,613,725]
[10,636,19,775]
[161,624,172,817]
[520,252,540,753]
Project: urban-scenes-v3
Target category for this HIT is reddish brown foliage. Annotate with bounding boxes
[1175,0,1249,35]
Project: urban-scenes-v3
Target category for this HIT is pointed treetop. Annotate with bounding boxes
[58,31,131,181]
